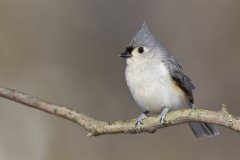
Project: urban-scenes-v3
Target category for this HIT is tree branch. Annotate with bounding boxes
[0,86,239,136]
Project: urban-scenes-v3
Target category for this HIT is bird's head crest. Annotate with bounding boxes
[129,22,158,48]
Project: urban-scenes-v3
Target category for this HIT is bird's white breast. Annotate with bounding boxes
[125,58,187,113]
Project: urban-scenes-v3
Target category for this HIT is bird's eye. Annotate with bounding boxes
[138,47,144,54]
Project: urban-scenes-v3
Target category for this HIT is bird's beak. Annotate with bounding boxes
[119,52,132,58]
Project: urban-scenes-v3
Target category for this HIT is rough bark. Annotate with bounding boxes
[0,86,239,136]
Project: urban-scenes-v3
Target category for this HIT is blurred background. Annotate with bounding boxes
[0,0,240,160]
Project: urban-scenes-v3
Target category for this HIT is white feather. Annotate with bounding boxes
[125,53,187,113]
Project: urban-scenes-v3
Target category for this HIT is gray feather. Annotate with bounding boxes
[157,42,195,103]
[129,22,158,48]
[189,122,220,138]
[130,22,195,104]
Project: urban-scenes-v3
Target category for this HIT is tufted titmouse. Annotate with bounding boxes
[119,22,219,137]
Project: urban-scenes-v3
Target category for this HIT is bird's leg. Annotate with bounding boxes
[135,110,149,130]
[159,107,169,125]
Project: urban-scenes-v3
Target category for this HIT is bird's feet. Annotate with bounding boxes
[159,107,169,125]
[135,111,149,131]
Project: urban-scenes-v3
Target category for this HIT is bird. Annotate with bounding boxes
[119,22,219,137]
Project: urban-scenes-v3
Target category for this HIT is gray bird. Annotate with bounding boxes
[119,22,219,137]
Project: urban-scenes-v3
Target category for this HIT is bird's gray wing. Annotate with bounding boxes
[161,50,195,105]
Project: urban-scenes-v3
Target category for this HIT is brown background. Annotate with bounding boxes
[0,0,240,160]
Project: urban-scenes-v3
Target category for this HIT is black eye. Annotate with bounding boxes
[138,47,144,53]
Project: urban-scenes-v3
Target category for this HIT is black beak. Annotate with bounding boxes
[119,52,132,58]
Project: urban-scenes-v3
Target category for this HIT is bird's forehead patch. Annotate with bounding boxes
[126,46,134,53]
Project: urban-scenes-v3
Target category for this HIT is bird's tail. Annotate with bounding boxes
[188,122,219,138]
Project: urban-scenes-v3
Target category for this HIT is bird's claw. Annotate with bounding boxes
[159,107,169,126]
[135,120,143,132]
[135,113,147,131]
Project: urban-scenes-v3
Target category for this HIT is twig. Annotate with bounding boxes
[0,86,239,136]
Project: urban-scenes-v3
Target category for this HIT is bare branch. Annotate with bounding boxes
[0,86,239,136]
